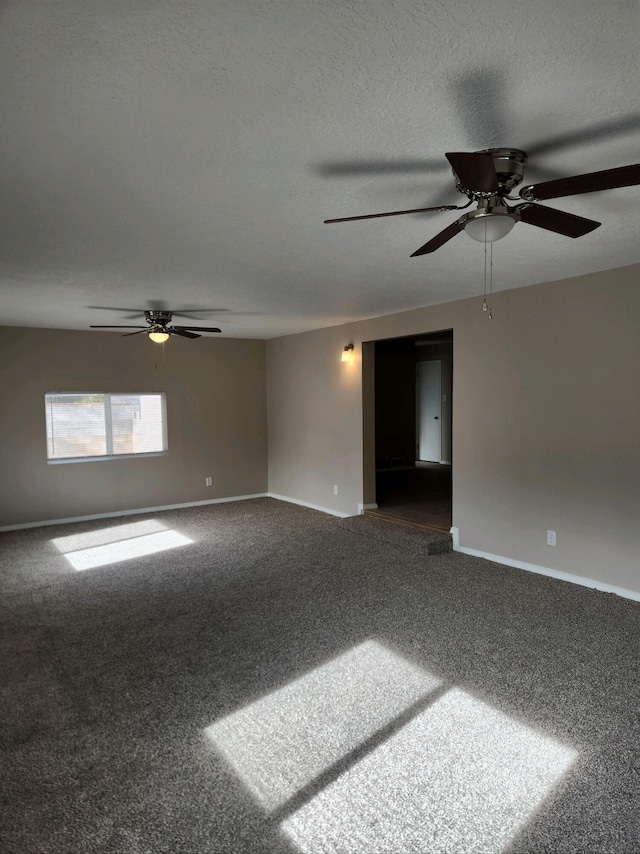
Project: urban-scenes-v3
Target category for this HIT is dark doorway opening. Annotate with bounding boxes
[370,330,453,531]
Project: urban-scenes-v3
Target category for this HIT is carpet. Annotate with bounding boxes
[1,497,639,853]
[339,512,452,554]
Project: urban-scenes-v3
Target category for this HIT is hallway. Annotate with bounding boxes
[371,463,452,532]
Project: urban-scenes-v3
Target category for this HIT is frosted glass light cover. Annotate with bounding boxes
[465,214,515,243]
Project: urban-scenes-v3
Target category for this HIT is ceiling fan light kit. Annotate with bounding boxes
[461,204,517,243]
[90,310,222,342]
[148,330,170,344]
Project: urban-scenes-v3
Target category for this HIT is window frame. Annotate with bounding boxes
[45,392,168,464]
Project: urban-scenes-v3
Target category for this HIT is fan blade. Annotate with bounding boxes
[324,205,458,224]
[315,158,445,177]
[89,325,147,329]
[122,330,148,337]
[527,114,640,157]
[170,328,200,339]
[89,306,226,321]
[445,152,499,194]
[411,220,463,256]
[170,310,227,321]
[517,203,600,238]
[520,163,640,202]
[174,326,222,333]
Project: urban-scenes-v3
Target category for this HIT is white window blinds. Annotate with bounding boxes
[45,393,167,462]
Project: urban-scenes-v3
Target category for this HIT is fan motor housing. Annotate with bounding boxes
[145,310,173,326]
[454,148,527,196]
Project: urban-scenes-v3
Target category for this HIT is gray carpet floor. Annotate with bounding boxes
[1,497,639,853]
[339,513,452,554]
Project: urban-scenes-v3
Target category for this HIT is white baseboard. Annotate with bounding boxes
[0,493,270,532]
[358,503,378,514]
[268,493,351,518]
[449,527,640,604]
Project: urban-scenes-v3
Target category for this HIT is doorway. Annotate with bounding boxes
[367,330,453,532]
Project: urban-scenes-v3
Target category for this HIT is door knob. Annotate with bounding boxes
[434,416,439,420]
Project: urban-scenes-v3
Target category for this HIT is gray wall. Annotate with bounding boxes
[267,264,640,595]
[0,327,267,526]
[4,265,640,596]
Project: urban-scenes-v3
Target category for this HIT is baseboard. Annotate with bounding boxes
[358,503,378,514]
[268,493,351,518]
[0,493,270,532]
[449,527,640,604]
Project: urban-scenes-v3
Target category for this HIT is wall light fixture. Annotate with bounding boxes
[341,343,355,363]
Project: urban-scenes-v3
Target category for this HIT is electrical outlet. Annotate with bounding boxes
[547,529,556,547]
[205,477,213,487]
[333,484,339,496]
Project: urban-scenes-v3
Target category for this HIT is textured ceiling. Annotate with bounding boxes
[1,0,639,339]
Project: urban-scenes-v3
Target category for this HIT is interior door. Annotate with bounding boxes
[416,360,442,462]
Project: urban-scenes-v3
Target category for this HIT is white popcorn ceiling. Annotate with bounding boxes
[0,0,639,338]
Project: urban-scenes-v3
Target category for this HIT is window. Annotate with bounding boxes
[45,393,167,463]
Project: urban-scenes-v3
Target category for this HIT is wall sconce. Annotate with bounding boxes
[341,343,355,363]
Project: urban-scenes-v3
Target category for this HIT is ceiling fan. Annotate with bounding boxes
[90,310,222,343]
[324,149,640,255]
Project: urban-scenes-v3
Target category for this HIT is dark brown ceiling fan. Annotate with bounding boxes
[324,149,640,255]
[90,310,221,342]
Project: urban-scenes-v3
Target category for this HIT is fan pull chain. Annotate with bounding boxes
[153,341,167,371]
[482,219,493,311]
[480,227,494,319]
[488,242,493,320]
[482,230,488,313]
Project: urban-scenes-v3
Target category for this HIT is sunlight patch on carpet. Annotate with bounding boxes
[205,640,577,853]
[281,686,577,853]
[205,640,441,811]
[52,519,171,552]
[52,519,193,570]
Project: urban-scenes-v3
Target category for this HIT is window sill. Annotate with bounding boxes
[47,451,168,465]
